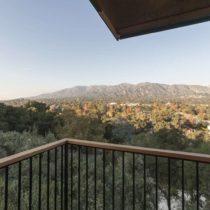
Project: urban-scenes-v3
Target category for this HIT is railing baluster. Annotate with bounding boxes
[38,154,42,210]
[144,155,146,209]
[112,151,115,210]
[196,162,200,210]
[94,148,97,210]
[122,152,125,210]
[133,153,135,210]
[47,151,50,210]
[54,148,57,210]
[86,147,89,210]
[70,145,73,210]
[78,146,81,210]
[182,160,185,210]
[168,158,171,210]
[61,146,64,210]
[103,149,105,210]
[18,162,22,210]
[29,157,33,210]
[4,166,8,210]
[155,157,158,210]
[64,144,69,210]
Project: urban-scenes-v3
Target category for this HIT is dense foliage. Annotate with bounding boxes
[0,100,210,209]
[0,100,210,156]
[0,102,57,136]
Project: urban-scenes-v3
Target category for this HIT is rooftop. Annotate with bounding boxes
[90,0,210,39]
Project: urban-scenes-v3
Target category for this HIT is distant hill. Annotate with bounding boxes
[31,83,210,102]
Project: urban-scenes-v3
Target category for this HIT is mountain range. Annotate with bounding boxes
[32,83,210,102]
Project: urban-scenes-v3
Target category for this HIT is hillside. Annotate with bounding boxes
[32,83,210,101]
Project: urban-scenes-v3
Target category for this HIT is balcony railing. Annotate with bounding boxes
[1,139,210,210]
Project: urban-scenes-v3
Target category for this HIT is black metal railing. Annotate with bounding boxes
[0,140,67,210]
[1,139,210,210]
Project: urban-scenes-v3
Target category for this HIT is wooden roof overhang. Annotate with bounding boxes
[90,0,210,40]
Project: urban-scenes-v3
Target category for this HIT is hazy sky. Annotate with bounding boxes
[0,0,210,100]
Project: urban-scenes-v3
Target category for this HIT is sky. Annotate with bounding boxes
[0,0,210,100]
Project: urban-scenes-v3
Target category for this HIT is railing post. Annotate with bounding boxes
[64,144,69,210]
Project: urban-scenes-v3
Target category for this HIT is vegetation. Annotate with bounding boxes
[0,100,209,209]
